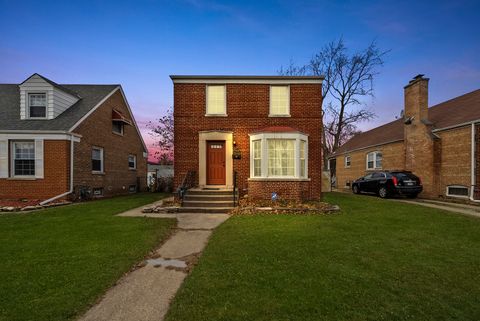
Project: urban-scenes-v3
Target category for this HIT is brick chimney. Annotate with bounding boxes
[404,74,429,122]
[403,74,437,197]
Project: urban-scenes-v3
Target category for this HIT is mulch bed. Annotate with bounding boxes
[230,198,340,215]
[0,199,41,208]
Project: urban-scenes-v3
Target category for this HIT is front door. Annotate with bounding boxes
[207,141,226,185]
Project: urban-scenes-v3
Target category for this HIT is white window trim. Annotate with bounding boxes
[92,146,104,174]
[366,151,382,170]
[205,85,227,116]
[27,92,48,119]
[128,154,137,170]
[10,140,36,178]
[269,85,290,117]
[446,185,469,198]
[344,155,351,168]
[249,132,308,180]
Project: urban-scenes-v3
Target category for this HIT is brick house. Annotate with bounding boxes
[0,73,148,203]
[172,75,323,205]
[330,74,480,201]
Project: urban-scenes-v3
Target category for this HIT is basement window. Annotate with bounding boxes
[446,185,469,198]
[92,187,104,196]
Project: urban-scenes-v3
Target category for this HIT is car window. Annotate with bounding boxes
[364,174,373,180]
[372,172,384,178]
[392,172,418,180]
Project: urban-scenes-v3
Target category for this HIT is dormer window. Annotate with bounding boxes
[28,93,47,118]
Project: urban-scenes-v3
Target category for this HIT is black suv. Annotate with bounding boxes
[352,171,422,198]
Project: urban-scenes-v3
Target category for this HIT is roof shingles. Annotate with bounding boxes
[333,89,480,156]
[0,84,118,131]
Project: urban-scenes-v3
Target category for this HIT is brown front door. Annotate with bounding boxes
[207,141,226,185]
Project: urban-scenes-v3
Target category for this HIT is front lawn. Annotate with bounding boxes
[166,193,480,321]
[0,193,175,321]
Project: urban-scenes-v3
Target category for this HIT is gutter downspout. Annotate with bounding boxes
[470,123,480,202]
[40,134,75,205]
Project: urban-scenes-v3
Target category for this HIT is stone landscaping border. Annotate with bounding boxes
[0,201,72,213]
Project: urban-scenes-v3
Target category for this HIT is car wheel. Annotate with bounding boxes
[406,193,419,199]
[378,186,389,198]
[352,185,360,194]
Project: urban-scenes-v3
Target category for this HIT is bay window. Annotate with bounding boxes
[252,140,261,177]
[250,132,308,179]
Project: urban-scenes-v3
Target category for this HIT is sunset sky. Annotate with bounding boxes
[1,0,479,161]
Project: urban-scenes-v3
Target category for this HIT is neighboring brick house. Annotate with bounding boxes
[330,74,480,201]
[172,75,323,201]
[0,73,148,203]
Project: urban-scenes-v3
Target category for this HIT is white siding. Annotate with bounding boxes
[19,74,79,120]
[52,86,78,117]
[0,140,7,178]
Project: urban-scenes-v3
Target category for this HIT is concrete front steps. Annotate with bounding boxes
[180,188,238,213]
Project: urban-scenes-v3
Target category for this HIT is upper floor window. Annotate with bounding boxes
[269,85,290,116]
[345,155,351,168]
[92,147,104,173]
[366,151,382,170]
[112,121,124,135]
[206,85,226,115]
[28,93,47,118]
[128,154,136,170]
[12,141,35,177]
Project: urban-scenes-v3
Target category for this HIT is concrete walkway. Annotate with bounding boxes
[79,205,230,321]
[397,198,480,218]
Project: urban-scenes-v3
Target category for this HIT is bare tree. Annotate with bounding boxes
[147,107,174,164]
[280,38,387,166]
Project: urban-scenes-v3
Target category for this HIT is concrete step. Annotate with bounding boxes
[177,207,233,214]
[184,194,236,202]
[183,200,235,208]
[187,188,238,196]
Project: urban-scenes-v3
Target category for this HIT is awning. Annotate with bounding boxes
[112,109,132,125]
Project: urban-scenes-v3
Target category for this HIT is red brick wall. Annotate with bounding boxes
[0,140,70,199]
[174,83,323,200]
[248,180,312,200]
[72,90,147,197]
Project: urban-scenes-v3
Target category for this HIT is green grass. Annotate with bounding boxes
[0,193,175,321]
[166,193,480,321]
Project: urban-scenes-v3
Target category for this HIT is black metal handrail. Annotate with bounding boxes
[178,170,196,205]
[233,170,238,207]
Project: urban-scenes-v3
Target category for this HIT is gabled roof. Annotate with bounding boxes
[20,73,82,99]
[332,88,480,156]
[0,83,119,131]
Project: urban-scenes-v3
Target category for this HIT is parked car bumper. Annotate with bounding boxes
[395,186,423,195]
